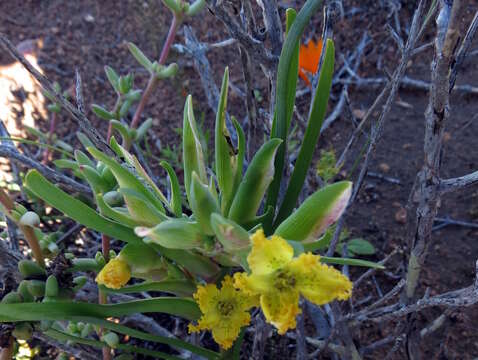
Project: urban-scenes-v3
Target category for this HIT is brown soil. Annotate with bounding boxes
[1,1,478,359]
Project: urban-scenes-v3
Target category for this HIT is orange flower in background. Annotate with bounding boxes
[298,38,323,86]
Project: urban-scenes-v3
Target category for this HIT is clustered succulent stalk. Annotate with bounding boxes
[0,0,385,358]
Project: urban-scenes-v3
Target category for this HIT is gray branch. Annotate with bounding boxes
[439,170,478,194]
[0,145,91,195]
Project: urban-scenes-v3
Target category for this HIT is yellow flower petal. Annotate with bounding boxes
[288,252,352,305]
[95,258,131,289]
[260,291,301,335]
[247,229,294,275]
[189,276,256,350]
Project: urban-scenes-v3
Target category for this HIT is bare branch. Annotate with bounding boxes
[439,170,478,194]
[450,10,478,92]
[204,1,278,68]
[0,145,91,195]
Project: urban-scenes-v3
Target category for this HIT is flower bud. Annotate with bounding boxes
[102,332,119,348]
[1,291,22,304]
[45,275,59,298]
[95,257,131,289]
[18,259,46,278]
[19,211,40,227]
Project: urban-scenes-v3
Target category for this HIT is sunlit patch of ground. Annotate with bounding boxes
[0,39,46,184]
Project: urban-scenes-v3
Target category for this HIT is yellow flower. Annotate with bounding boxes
[96,257,131,289]
[234,229,352,334]
[188,276,257,349]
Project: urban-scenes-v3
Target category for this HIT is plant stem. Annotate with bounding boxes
[130,15,179,129]
[0,188,45,267]
[0,337,14,360]
[19,225,45,268]
[99,234,111,360]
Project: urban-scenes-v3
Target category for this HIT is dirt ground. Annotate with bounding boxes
[1,0,478,359]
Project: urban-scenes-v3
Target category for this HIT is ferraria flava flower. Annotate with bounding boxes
[234,229,352,334]
[95,257,131,289]
[298,38,323,86]
[188,276,257,349]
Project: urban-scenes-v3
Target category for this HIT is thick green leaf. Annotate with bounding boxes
[92,104,115,120]
[190,172,220,235]
[100,279,196,297]
[183,95,207,204]
[96,194,139,228]
[25,170,141,244]
[88,145,165,214]
[338,238,376,256]
[215,68,236,213]
[118,188,167,226]
[137,218,205,250]
[79,164,109,194]
[0,298,200,322]
[275,181,351,242]
[228,139,282,226]
[160,160,182,217]
[128,42,154,72]
[267,1,323,212]
[104,65,120,92]
[155,246,220,281]
[320,256,385,269]
[111,137,169,207]
[210,213,250,252]
[231,116,246,200]
[275,39,335,227]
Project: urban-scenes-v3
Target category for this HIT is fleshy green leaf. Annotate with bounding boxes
[339,238,376,256]
[215,68,236,213]
[160,160,182,217]
[228,139,282,226]
[267,2,322,212]
[128,42,154,72]
[137,218,205,250]
[275,181,351,242]
[104,66,120,93]
[183,95,207,204]
[275,39,335,227]
[88,145,165,215]
[190,172,220,235]
[0,298,200,322]
[25,170,141,244]
[320,256,384,269]
[210,213,250,252]
[100,280,195,297]
[92,104,115,120]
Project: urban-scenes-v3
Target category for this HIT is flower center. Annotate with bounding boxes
[274,270,296,291]
[217,300,235,317]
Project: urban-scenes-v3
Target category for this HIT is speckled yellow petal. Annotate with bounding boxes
[95,258,131,289]
[233,272,270,296]
[260,291,301,334]
[288,252,352,305]
[189,275,256,349]
[211,310,250,350]
[193,283,220,314]
[247,229,294,275]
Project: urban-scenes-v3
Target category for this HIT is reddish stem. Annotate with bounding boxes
[130,15,179,129]
[99,233,111,360]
